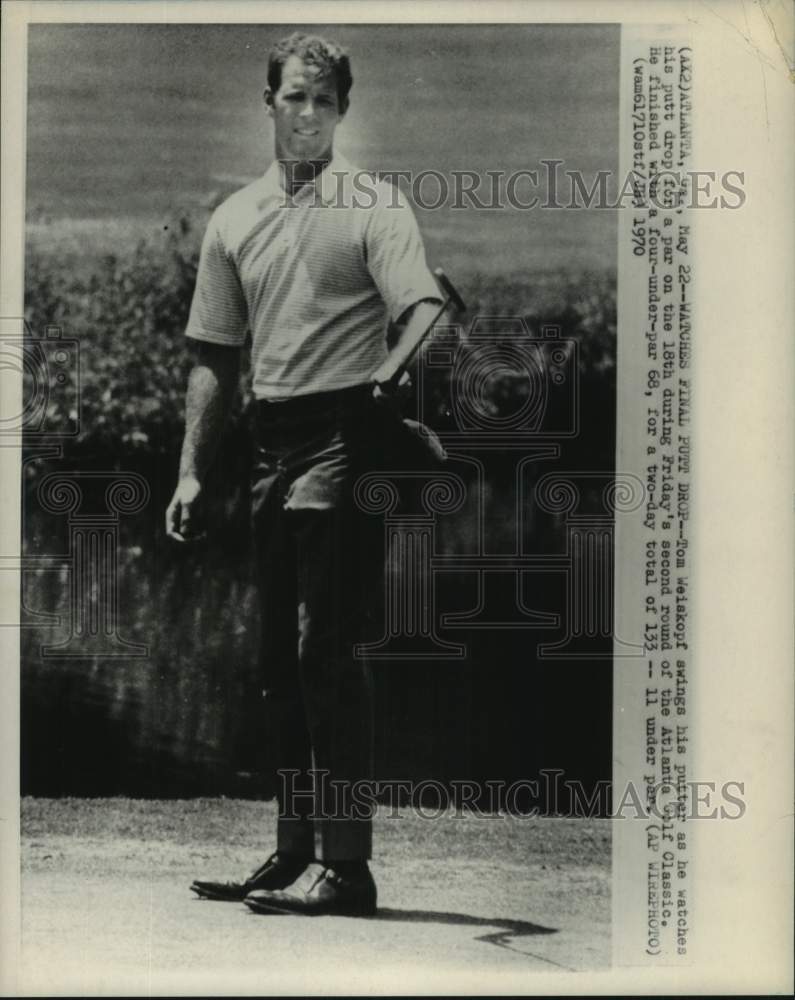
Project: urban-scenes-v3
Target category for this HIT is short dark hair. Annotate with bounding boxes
[267,32,353,108]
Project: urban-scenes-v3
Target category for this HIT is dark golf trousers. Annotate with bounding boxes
[251,385,381,862]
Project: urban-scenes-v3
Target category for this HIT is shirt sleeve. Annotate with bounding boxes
[364,183,442,322]
[185,211,248,347]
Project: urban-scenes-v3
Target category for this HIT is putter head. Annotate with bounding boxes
[433,267,467,314]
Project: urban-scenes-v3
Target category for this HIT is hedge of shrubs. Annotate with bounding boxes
[24,213,616,474]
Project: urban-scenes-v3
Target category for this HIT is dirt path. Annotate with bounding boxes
[18,798,610,993]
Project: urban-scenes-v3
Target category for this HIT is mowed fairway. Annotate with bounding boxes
[26,23,619,277]
[20,798,610,992]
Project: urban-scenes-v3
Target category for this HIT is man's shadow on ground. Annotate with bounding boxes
[374,907,563,964]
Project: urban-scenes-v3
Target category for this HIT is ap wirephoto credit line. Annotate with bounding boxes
[0,2,792,996]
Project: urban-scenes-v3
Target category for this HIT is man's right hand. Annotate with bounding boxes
[165,475,204,542]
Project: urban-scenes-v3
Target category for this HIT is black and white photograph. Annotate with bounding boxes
[1,1,792,996]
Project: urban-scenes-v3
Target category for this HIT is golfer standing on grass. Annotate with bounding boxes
[165,32,442,917]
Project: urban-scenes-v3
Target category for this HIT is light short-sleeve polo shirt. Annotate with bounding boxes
[185,153,442,400]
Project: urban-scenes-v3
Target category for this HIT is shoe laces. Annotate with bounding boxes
[290,862,326,893]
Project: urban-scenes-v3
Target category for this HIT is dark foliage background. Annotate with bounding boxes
[21,218,615,810]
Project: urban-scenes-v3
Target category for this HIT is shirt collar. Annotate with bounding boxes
[260,152,353,206]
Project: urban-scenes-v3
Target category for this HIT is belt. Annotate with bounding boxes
[254,384,371,420]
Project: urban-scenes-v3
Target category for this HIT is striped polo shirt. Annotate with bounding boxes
[185,152,441,400]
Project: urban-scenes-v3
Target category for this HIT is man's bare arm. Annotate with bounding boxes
[166,341,241,541]
[371,299,442,402]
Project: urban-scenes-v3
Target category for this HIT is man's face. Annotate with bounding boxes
[266,55,345,163]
